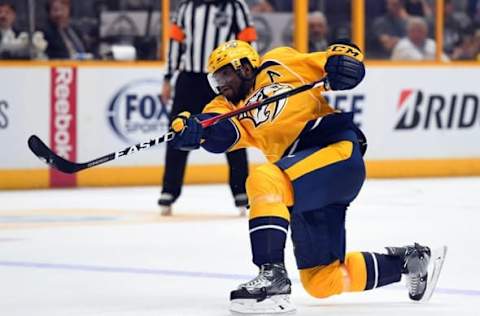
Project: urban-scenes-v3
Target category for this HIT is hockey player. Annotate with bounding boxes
[168,40,447,314]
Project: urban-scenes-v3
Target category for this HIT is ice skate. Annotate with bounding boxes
[235,194,248,217]
[237,206,247,217]
[386,243,447,302]
[158,193,174,216]
[230,263,295,314]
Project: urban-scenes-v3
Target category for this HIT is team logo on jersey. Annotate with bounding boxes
[238,83,292,127]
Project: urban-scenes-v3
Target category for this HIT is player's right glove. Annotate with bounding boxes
[169,111,204,151]
[325,40,365,91]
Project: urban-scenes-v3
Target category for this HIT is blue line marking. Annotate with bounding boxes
[0,260,479,297]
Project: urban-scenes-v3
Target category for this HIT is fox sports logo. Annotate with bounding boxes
[108,79,171,143]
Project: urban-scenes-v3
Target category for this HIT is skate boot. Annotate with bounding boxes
[386,243,447,302]
[158,193,174,216]
[234,194,248,217]
[230,263,295,314]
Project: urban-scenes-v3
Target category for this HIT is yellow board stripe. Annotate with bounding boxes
[284,141,353,181]
[366,158,480,178]
[0,169,49,189]
[2,157,480,189]
[76,165,231,187]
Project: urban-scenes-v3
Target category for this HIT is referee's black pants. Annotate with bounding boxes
[161,72,249,206]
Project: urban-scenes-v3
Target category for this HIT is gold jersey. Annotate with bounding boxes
[203,47,335,162]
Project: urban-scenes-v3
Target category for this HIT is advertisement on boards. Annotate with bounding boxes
[0,99,8,130]
[1,65,480,188]
[107,78,170,144]
[0,68,50,169]
[50,67,77,187]
[342,67,480,160]
[77,67,241,167]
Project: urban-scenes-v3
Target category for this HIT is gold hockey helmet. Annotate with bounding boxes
[207,40,260,74]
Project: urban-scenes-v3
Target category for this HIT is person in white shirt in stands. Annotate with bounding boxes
[391,16,448,61]
[0,1,47,59]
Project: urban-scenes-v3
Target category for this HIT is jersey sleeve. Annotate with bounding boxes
[165,2,187,80]
[262,47,329,84]
[234,0,257,44]
[200,96,256,153]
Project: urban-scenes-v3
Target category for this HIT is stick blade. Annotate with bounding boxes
[27,135,78,173]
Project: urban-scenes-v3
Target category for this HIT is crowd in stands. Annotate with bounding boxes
[0,0,158,60]
[368,0,480,60]
[1,0,479,61]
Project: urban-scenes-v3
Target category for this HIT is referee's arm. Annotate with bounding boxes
[234,0,257,44]
[165,2,188,81]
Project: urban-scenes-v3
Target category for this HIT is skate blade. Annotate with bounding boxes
[230,294,296,315]
[419,245,448,302]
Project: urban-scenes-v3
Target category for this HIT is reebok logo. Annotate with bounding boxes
[50,67,77,187]
[52,68,76,159]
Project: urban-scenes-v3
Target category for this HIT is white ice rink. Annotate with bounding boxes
[1,178,479,316]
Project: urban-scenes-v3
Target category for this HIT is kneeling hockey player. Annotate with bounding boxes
[168,39,447,314]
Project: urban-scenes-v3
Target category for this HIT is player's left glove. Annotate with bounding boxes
[169,111,204,151]
[325,40,365,90]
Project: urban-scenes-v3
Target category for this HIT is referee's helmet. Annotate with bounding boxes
[208,40,260,74]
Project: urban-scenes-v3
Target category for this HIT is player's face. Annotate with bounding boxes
[209,64,244,103]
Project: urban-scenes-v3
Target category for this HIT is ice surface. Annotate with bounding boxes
[0,178,479,315]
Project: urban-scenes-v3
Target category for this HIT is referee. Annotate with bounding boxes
[159,0,256,216]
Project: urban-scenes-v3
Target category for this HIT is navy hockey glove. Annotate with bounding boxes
[170,111,204,151]
[325,40,365,90]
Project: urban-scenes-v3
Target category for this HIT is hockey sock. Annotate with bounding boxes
[345,251,403,292]
[249,216,289,266]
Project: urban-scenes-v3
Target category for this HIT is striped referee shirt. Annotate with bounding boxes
[165,0,257,79]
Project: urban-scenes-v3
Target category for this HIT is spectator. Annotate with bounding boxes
[264,0,322,12]
[43,0,91,59]
[391,16,447,60]
[474,29,480,59]
[246,0,274,13]
[451,29,480,60]
[308,11,329,52]
[472,0,480,28]
[444,0,473,56]
[0,1,16,35]
[0,1,46,59]
[372,0,410,58]
[0,1,20,58]
[404,0,433,17]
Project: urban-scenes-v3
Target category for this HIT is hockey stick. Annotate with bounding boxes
[28,78,327,173]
